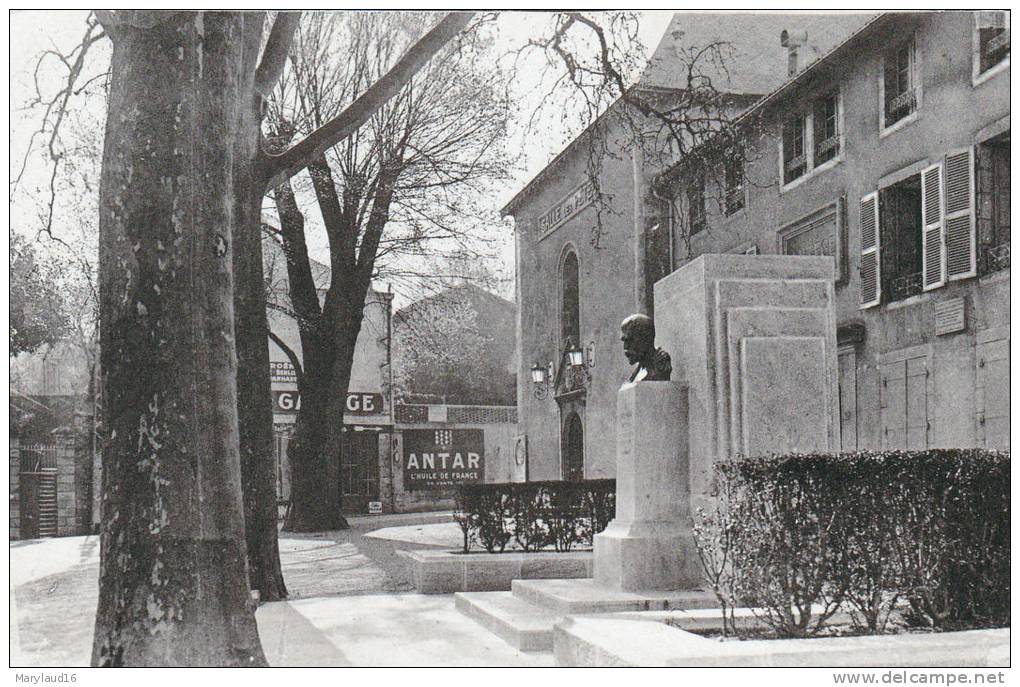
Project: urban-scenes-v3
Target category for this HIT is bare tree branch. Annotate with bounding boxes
[263,11,474,188]
[254,12,301,98]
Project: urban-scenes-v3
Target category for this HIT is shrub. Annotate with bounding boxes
[454,479,615,553]
[693,449,1010,637]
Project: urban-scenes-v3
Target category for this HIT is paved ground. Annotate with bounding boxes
[9,511,551,667]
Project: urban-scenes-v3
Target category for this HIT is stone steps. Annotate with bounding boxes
[454,591,562,652]
[455,578,719,654]
[512,578,717,615]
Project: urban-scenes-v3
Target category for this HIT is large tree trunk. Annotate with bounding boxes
[284,300,364,532]
[283,364,346,532]
[93,12,266,666]
[232,17,287,601]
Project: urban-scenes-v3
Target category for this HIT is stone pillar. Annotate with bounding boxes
[593,381,701,591]
[653,254,841,517]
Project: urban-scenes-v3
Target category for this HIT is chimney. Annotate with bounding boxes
[780,29,809,77]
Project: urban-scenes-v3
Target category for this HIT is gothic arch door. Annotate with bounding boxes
[562,411,584,481]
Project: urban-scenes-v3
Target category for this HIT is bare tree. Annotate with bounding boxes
[87,9,473,664]
[265,11,511,531]
[519,12,766,253]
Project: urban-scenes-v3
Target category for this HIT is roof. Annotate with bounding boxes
[641,12,875,94]
[656,12,898,184]
[503,12,874,217]
[395,282,513,320]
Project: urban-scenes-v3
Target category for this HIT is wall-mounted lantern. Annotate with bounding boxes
[531,361,554,399]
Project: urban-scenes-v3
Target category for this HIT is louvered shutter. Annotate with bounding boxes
[944,147,977,280]
[921,164,945,290]
[859,192,881,308]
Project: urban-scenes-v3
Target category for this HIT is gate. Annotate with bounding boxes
[19,444,61,538]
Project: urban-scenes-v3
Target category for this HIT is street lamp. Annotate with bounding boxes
[566,339,585,368]
[531,362,552,399]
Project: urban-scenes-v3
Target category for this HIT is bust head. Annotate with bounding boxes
[620,314,655,366]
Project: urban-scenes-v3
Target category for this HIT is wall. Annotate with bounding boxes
[512,111,651,483]
[388,405,519,513]
[666,12,1010,452]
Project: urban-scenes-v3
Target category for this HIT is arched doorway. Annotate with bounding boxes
[562,412,584,481]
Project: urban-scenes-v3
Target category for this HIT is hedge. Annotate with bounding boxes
[693,449,1010,637]
[453,479,616,553]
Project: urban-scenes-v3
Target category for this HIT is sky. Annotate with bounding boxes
[8,11,673,304]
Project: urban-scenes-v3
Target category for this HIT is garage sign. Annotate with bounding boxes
[271,390,385,415]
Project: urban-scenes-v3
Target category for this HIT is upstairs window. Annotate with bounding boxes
[687,174,706,234]
[560,249,580,350]
[975,11,1010,79]
[724,158,745,215]
[780,89,843,189]
[782,115,807,184]
[813,92,840,164]
[883,38,918,129]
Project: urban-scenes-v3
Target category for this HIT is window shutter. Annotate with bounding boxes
[944,147,977,280]
[921,163,945,290]
[859,192,881,308]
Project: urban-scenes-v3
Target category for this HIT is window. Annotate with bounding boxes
[975,11,1010,77]
[782,115,807,184]
[724,159,744,215]
[976,132,1010,275]
[560,249,580,350]
[859,151,976,309]
[879,174,924,302]
[813,92,840,164]
[883,38,918,128]
[781,89,843,188]
[687,174,706,234]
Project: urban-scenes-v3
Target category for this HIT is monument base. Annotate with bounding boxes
[594,519,701,591]
[591,381,698,592]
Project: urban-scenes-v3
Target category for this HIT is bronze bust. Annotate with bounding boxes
[620,314,671,383]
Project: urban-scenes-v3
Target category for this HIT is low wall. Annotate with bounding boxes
[398,549,592,594]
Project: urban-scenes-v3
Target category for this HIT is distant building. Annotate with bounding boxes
[9,341,96,539]
[263,231,519,516]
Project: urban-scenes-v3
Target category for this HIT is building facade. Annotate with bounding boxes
[510,11,1009,483]
[507,13,872,481]
[664,11,1009,453]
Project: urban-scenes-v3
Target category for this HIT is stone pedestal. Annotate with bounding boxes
[653,254,841,517]
[593,382,700,591]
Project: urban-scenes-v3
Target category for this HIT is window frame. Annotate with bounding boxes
[558,245,581,353]
[778,87,844,192]
[723,157,745,216]
[879,34,922,137]
[972,12,1010,86]
[687,172,707,235]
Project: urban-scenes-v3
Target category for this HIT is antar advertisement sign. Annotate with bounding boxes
[403,429,484,491]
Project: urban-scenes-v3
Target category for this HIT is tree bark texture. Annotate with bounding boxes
[93,12,266,666]
[232,14,288,602]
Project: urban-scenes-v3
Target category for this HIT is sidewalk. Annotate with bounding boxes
[9,512,551,667]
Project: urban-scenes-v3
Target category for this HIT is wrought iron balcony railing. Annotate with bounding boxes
[890,270,923,301]
[887,89,916,117]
